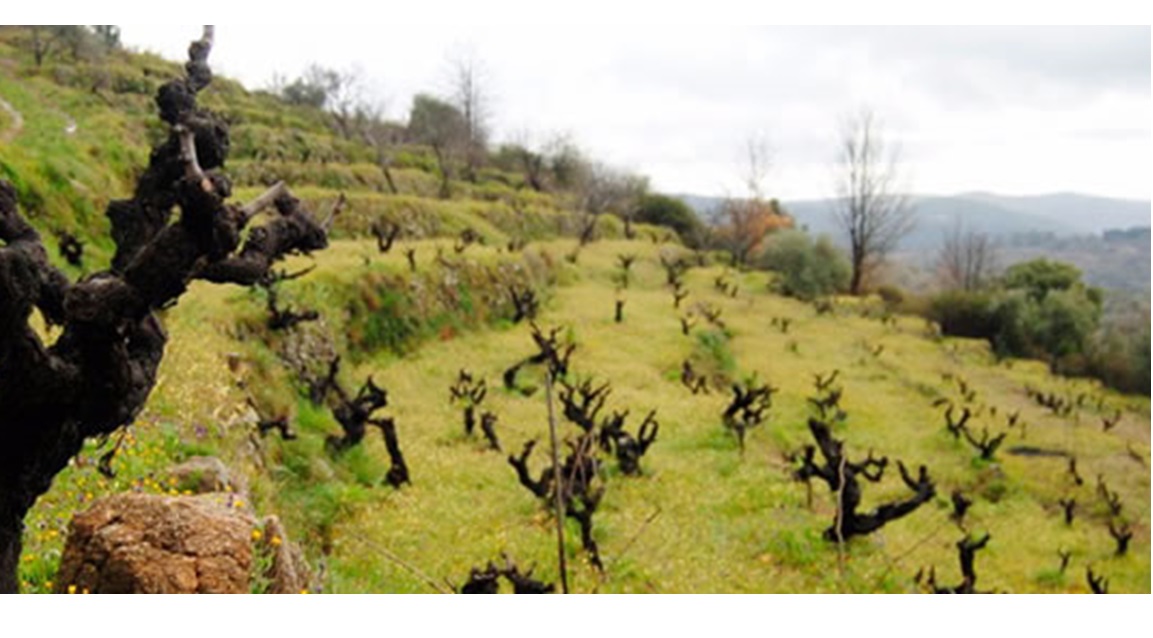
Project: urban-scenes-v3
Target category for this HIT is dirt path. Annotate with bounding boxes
[0,95,24,143]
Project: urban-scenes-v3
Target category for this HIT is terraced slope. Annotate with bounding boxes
[0,27,588,266]
[22,236,1149,593]
[4,27,1148,594]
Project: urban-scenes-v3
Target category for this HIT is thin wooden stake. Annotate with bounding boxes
[545,371,570,594]
[834,452,847,591]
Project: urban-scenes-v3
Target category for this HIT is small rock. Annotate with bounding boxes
[257,515,311,594]
[166,456,247,497]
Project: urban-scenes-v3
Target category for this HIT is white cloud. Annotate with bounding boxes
[117,25,1150,201]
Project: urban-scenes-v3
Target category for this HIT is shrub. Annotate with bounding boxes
[1033,289,1101,362]
[922,289,996,339]
[756,231,850,301]
[1001,258,1082,302]
[925,259,1106,379]
[874,284,904,309]
[1088,330,1151,395]
[635,194,707,247]
[988,291,1035,357]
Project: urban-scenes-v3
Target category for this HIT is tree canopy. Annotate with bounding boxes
[634,194,706,247]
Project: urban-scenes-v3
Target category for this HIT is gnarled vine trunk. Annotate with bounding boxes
[0,27,329,593]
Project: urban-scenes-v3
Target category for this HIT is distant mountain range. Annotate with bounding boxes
[678,191,1151,293]
[678,192,1151,250]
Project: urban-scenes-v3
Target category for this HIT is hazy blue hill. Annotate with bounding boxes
[678,192,1150,250]
[784,195,1077,250]
[961,192,1151,235]
[679,192,1151,293]
[998,227,1151,293]
[681,193,1067,249]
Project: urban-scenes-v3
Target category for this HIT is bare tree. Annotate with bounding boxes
[353,102,403,195]
[91,25,121,50]
[408,94,468,199]
[276,63,369,141]
[575,161,648,218]
[28,26,52,67]
[716,135,791,266]
[446,49,491,182]
[23,26,99,67]
[831,109,914,294]
[505,128,548,192]
[542,132,585,190]
[936,218,998,291]
[292,64,367,139]
[325,65,369,140]
[741,134,772,202]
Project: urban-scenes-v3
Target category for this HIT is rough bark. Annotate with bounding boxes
[926,534,992,594]
[600,409,659,476]
[793,418,935,542]
[459,556,554,594]
[722,380,775,452]
[508,286,538,324]
[371,220,401,253]
[479,411,501,452]
[262,276,319,332]
[313,358,409,487]
[449,369,487,437]
[502,323,574,394]
[0,27,330,592]
[507,437,604,570]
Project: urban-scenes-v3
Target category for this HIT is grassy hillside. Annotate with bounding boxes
[3,27,1148,594]
[18,234,1150,593]
[0,27,608,263]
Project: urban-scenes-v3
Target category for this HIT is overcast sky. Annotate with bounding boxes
[116,25,1150,201]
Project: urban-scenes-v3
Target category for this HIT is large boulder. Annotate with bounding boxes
[55,493,255,594]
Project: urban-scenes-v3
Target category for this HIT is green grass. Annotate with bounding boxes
[20,235,1151,593]
[6,28,1149,594]
[31,237,1148,590]
[312,239,1149,593]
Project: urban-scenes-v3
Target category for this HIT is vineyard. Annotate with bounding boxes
[1,26,1148,595]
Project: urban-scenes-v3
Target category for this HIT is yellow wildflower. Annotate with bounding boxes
[251,528,263,541]
[67,584,76,594]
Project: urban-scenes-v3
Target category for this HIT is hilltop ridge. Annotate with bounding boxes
[0,26,637,270]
